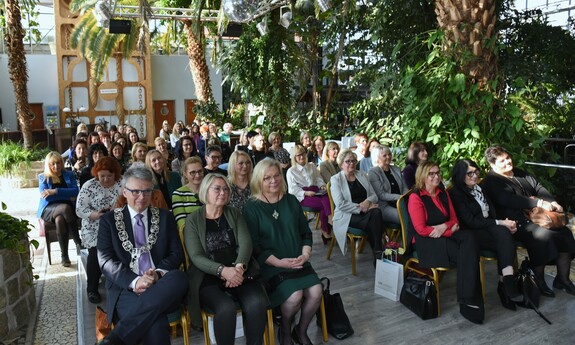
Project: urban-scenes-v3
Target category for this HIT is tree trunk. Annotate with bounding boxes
[183,20,214,104]
[5,0,34,149]
[435,0,498,87]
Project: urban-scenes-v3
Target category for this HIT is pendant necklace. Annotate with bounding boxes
[262,193,280,220]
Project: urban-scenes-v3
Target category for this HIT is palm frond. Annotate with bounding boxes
[79,19,99,57]
[121,19,138,56]
[69,0,97,13]
[70,11,97,50]
[89,27,108,57]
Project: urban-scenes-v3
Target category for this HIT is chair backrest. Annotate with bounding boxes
[178,223,189,270]
[396,189,414,255]
[326,181,336,215]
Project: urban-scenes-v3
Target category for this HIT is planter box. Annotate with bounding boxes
[0,161,43,189]
[0,241,36,339]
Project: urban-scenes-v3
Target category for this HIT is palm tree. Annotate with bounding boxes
[435,0,498,88]
[4,0,34,149]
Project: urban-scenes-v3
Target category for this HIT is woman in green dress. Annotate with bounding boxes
[243,159,321,345]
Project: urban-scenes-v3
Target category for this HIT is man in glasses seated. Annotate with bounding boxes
[97,164,187,345]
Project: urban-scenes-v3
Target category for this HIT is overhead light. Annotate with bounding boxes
[316,0,332,12]
[62,107,71,113]
[256,18,269,36]
[279,6,292,29]
[78,106,87,112]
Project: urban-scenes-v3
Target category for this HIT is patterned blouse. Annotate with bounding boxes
[76,178,122,248]
[269,147,291,164]
[230,184,251,211]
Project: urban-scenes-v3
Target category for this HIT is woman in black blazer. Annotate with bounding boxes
[449,159,521,310]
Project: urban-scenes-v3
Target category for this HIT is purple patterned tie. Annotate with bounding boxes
[134,214,152,275]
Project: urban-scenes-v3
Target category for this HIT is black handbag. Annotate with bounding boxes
[316,277,354,340]
[399,274,438,320]
[516,258,552,324]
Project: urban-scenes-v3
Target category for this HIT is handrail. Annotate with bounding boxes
[524,161,575,170]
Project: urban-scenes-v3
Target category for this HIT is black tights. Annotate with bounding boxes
[199,280,268,345]
[279,284,322,345]
[50,203,80,258]
[87,247,102,293]
[533,252,573,285]
[350,208,384,253]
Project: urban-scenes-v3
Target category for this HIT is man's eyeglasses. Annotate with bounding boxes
[125,187,154,197]
[427,171,441,178]
[210,186,230,194]
[466,170,480,177]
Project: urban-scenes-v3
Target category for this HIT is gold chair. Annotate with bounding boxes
[303,207,321,230]
[325,182,368,275]
[479,250,498,302]
[397,190,451,316]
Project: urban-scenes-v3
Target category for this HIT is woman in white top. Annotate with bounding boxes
[169,122,182,148]
[286,144,332,244]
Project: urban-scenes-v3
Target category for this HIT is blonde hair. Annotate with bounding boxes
[414,161,439,190]
[145,149,171,183]
[228,151,252,186]
[336,149,356,167]
[322,141,340,161]
[250,159,286,199]
[181,156,203,184]
[131,142,148,162]
[291,144,308,166]
[198,173,231,205]
[43,151,64,179]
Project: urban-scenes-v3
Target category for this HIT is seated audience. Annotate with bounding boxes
[110,142,127,172]
[352,133,368,161]
[146,150,182,209]
[402,141,428,189]
[96,164,187,345]
[330,149,383,264]
[130,142,148,166]
[172,156,204,228]
[65,139,88,185]
[171,135,197,175]
[299,130,312,152]
[76,157,123,304]
[407,161,483,323]
[37,151,81,267]
[482,146,575,297]
[155,137,174,168]
[287,145,332,244]
[204,145,227,176]
[170,122,182,149]
[243,159,322,345]
[80,143,108,188]
[228,151,253,211]
[368,145,407,224]
[184,174,268,341]
[449,159,521,310]
[319,141,340,184]
[307,136,325,166]
[268,132,291,174]
[359,138,381,172]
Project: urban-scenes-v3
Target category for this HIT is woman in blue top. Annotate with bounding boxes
[37,151,80,267]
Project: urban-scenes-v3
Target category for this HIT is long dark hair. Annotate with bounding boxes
[175,135,197,160]
[86,143,109,167]
[451,159,480,190]
[406,141,427,165]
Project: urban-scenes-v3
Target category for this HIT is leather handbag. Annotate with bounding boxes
[526,207,567,229]
[316,277,354,340]
[516,258,552,324]
[399,274,438,320]
[95,306,112,341]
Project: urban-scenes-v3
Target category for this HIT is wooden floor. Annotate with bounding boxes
[82,219,575,345]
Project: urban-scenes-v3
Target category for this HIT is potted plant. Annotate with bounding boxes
[0,201,38,339]
[0,140,49,188]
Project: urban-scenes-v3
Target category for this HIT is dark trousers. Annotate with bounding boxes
[200,279,268,345]
[469,224,516,272]
[446,231,482,305]
[87,247,102,293]
[350,208,383,252]
[515,223,575,267]
[111,270,188,345]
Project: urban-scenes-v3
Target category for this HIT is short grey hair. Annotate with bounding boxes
[122,163,153,187]
[336,149,357,167]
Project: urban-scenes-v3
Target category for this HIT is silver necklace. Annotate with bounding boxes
[262,193,280,220]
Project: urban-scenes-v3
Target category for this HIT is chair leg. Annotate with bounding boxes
[46,235,53,265]
[181,310,190,345]
[349,235,357,275]
[314,214,320,230]
[319,296,328,342]
[431,269,441,316]
[201,311,211,345]
[357,236,366,254]
[266,308,274,345]
[326,236,336,260]
[480,257,486,303]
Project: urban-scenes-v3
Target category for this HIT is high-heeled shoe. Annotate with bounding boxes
[553,277,575,296]
[534,276,556,298]
[497,281,517,311]
[292,325,313,345]
[459,303,484,324]
[321,233,331,245]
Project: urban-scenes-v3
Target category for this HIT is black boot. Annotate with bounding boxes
[58,235,71,267]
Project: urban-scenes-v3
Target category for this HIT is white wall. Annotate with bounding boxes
[0,52,222,131]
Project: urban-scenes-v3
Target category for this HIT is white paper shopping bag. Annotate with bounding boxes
[374,258,404,301]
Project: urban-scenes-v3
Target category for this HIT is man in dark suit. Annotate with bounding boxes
[97,164,187,345]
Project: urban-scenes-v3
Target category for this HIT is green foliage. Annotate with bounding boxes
[0,141,49,176]
[0,202,38,253]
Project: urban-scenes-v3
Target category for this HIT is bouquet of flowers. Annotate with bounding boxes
[383,237,405,262]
